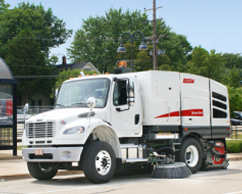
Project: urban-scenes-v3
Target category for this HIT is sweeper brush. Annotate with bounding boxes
[151,162,192,179]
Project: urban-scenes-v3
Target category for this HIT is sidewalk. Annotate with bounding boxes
[1,149,242,181]
[0,149,82,181]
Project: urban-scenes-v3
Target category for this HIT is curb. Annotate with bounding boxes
[0,170,83,181]
[228,157,242,161]
[0,156,22,160]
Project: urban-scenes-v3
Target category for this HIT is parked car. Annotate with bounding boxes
[231,111,242,125]
[17,109,31,123]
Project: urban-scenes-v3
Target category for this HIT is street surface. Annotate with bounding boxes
[1,160,242,194]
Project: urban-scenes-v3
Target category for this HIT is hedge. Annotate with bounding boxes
[226,140,242,153]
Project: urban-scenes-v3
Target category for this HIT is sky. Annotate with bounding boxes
[7,0,242,64]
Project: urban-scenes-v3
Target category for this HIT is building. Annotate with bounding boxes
[55,56,100,73]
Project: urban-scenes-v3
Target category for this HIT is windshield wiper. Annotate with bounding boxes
[56,104,65,108]
[70,102,86,107]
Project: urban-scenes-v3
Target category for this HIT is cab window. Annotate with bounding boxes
[113,80,127,106]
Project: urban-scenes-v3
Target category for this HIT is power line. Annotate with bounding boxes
[0,35,52,41]
[15,75,78,79]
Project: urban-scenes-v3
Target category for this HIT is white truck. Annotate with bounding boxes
[22,70,230,183]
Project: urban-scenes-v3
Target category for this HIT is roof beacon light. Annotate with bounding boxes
[119,61,127,68]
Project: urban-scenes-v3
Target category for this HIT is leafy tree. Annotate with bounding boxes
[55,69,98,87]
[0,2,72,105]
[224,65,241,88]
[68,8,152,73]
[5,30,55,104]
[187,46,226,83]
[68,8,192,72]
[0,2,72,58]
[228,86,242,115]
[222,53,242,69]
[0,0,9,13]
[159,32,192,66]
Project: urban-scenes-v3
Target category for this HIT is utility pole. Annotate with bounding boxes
[153,0,157,70]
[145,0,162,70]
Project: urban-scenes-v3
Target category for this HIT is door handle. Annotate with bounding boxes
[135,114,140,125]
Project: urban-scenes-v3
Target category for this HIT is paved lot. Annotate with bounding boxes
[0,160,242,194]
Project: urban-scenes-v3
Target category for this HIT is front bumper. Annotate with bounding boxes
[22,147,83,162]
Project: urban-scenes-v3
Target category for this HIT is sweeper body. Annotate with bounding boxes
[22,70,230,183]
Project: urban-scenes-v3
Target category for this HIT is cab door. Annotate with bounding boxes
[111,77,142,137]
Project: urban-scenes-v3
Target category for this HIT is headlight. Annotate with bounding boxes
[63,126,85,135]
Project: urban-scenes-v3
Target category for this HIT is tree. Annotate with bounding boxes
[5,30,55,104]
[0,0,9,13]
[224,65,241,88]
[0,2,72,58]
[158,32,192,67]
[55,69,98,87]
[228,86,242,116]
[68,8,192,72]
[0,2,72,104]
[222,53,242,69]
[187,46,226,83]
[68,8,152,73]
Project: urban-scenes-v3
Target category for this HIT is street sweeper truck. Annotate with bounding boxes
[22,70,230,183]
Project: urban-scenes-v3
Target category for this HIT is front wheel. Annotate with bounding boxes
[27,162,58,180]
[180,137,203,173]
[82,141,116,183]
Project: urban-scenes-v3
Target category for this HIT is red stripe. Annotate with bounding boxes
[155,109,203,119]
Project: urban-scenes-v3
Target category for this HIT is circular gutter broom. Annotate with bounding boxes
[151,162,192,179]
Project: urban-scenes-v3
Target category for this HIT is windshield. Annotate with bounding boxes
[55,78,110,109]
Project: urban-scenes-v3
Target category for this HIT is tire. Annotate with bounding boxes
[27,162,58,180]
[180,137,203,173]
[82,141,116,183]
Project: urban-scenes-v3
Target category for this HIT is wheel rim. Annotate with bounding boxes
[95,150,112,176]
[185,145,199,167]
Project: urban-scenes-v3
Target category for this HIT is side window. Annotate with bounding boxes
[113,80,127,106]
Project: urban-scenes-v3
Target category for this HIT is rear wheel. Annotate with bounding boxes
[180,137,203,173]
[27,162,58,180]
[82,141,116,183]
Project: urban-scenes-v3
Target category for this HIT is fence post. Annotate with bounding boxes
[236,125,238,140]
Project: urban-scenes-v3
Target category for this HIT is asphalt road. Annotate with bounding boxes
[1,160,242,194]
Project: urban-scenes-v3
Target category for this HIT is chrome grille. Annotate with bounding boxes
[26,122,55,138]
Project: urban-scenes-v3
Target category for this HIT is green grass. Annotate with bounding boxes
[226,140,242,153]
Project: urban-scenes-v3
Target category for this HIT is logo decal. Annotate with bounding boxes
[183,78,195,84]
[60,120,67,125]
[155,109,203,119]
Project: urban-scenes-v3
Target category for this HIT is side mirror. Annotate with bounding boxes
[126,80,135,105]
[24,103,29,114]
[55,88,59,99]
[87,97,96,109]
[127,80,135,98]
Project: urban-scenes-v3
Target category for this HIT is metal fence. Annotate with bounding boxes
[230,125,242,140]
[17,105,54,115]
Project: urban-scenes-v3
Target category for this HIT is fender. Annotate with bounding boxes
[84,119,122,158]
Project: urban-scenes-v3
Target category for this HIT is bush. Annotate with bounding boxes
[226,140,242,153]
